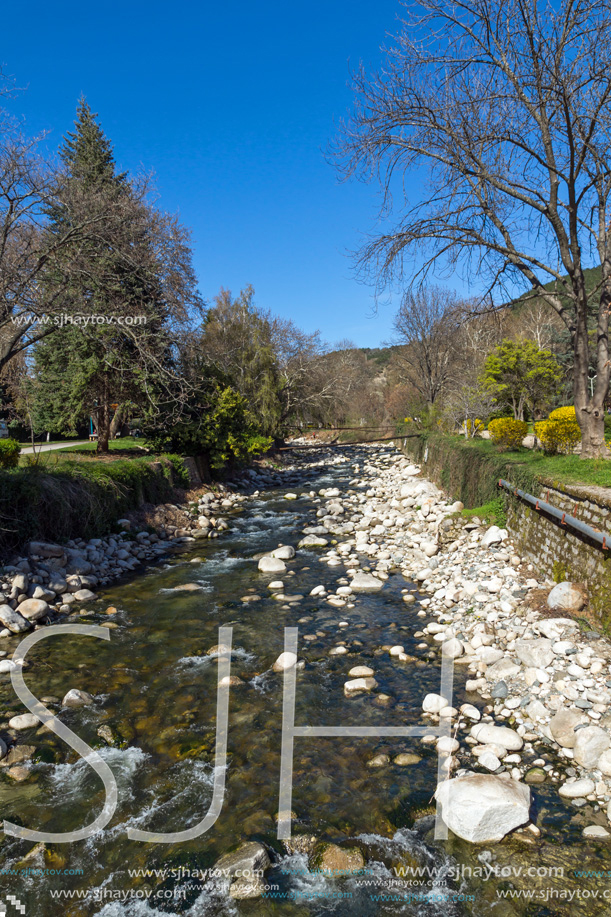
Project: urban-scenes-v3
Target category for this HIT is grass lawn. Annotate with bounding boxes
[454,435,611,489]
[18,437,150,467]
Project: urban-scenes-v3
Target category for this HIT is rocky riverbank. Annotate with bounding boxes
[238,443,611,859]
[2,441,611,904]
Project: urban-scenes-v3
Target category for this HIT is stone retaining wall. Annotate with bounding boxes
[505,483,611,627]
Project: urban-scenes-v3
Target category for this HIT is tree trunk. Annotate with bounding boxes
[574,282,611,458]
[96,377,111,454]
[109,403,125,440]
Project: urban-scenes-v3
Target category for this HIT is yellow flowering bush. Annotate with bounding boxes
[487,417,528,449]
[549,406,577,422]
[535,416,581,454]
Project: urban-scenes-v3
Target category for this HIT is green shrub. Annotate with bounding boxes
[0,439,21,469]
[487,418,528,449]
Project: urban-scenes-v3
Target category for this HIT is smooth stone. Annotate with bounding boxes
[559,778,596,798]
[62,689,94,707]
[344,677,377,695]
[0,605,32,634]
[394,753,421,766]
[273,652,298,673]
[298,535,329,548]
[441,637,464,659]
[258,556,286,574]
[423,694,449,713]
[350,573,384,592]
[8,714,40,730]
[547,582,588,613]
[270,545,296,560]
[348,665,374,678]
[471,724,523,751]
[16,599,51,622]
[583,826,610,838]
[549,709,584,749]
[73,589,97,602]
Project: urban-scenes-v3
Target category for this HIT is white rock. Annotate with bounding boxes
[514,638,554,669]
[435,774,530,842]
[272,652,297,673]
[441,638,464,659]
[423,693,449,713]
[559,778,596,798]
[270,546,295,560]
[471,723,524,751]
[460,704,481,721]
[8,713,40,730]
[348,665,374,678]
[344,677,378,696]
[547,582,587,613]
[258,556,287,574]
[573,726,610,769]
[62,689,94,707]
[350,573,384,592]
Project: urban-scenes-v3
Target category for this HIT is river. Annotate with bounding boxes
[0,444,609,916]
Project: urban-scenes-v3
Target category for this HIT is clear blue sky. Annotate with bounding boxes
[1,0,425,347]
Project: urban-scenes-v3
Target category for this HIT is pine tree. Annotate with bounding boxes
[32,100,174,451]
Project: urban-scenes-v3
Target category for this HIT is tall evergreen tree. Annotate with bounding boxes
[31,100,191,451]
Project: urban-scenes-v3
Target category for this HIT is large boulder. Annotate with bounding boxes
[573,726,610,769]
[0,605,32,633]
[549,708,584,749]
[435,774,530,842]
[547,582,588,613]
[514,638,554,669]
[16,599,51,622]
[350,573,384,592]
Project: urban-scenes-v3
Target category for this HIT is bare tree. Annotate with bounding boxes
[334,0,611,456]
[390,285,461,406]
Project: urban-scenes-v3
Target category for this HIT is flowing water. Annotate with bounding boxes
[0,447,609,916]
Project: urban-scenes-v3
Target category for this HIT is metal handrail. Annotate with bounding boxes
[498,478,610,552]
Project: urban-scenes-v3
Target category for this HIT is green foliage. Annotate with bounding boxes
[481,339,563,420]
[144,370,267,471]
[0,439,21,469]
[461,496,507,527]
[488,417,528,449]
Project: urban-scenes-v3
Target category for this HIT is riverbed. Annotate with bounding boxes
[0,444,609,917]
